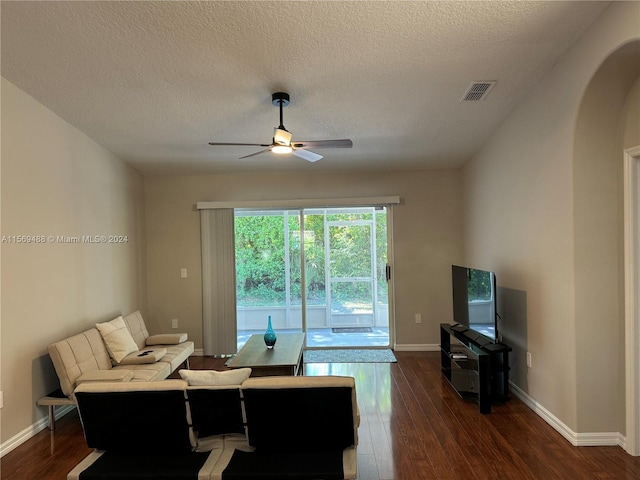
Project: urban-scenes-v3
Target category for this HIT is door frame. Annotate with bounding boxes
[624,145,640,456]
[232,202,397,350]
[325,214,377,329]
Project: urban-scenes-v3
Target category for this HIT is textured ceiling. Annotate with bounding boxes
[1,1,610,175]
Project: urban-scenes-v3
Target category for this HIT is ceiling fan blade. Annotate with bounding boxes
[292,148,323,163]
[209,142,271,147]
[239,148,272,159]
[291,139,353,149]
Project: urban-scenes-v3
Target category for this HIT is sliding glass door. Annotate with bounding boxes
[234,207,391,349]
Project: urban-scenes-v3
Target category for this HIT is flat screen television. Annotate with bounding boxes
[451,265,498,344]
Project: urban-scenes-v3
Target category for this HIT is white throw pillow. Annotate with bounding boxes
[96,316,139,364]
[179,368,252,386]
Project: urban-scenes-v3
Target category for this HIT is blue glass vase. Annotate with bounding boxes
[264,315,277,349]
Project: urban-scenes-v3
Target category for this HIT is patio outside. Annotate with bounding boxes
[237,327,391,351]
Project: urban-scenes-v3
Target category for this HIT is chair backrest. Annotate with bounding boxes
[122,310,150,351]
[185,386,245,438]
[241,376,358,453]
[74,380,193,454]
[48,328,113,397]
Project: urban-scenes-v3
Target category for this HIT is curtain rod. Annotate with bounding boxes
[196,196,400,210]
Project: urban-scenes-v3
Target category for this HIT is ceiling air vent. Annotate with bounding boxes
[460,81,496,102]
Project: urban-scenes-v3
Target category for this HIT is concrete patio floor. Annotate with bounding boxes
[237,327,390,350]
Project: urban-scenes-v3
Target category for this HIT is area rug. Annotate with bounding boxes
[303,349,397,364]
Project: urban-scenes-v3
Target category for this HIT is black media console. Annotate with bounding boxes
[440,323,511,413]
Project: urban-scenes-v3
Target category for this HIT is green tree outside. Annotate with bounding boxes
[235,208,388,309]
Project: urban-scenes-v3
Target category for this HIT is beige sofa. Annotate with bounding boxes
[40,311,194,428]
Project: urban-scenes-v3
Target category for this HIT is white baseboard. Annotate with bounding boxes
[0,405,75,458]
[394,347,627,448]
[394,343,440,351]
[509,382,625,448]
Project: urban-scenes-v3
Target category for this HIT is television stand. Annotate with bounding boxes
[440,323,511,413]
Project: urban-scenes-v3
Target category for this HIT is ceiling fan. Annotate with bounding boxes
[208,92,353,162]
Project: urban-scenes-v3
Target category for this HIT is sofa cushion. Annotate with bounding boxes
[113,362,171,382]
[70,451,213,480]
[186,387,245,438]
[222,450,345,480]
[179,368,252,386]
[146,333,188,345]
[96,316,139,364]
[241,376,358,454]
[119,348,167,365]
[74,380,193,454]
[122,311,150,350]
[48,328,114,397]
[76,370,134,385]
[160,342,195,371]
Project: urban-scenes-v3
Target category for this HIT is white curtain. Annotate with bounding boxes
[200,208,237,356]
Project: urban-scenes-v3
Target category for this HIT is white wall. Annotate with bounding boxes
[0,77,146,446]
[462,2,640,435]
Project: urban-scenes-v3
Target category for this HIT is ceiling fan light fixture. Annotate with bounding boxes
[273,128,292,146]
[272,145,293,154]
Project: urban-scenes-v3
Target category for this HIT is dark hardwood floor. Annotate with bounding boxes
[2,351,640,479]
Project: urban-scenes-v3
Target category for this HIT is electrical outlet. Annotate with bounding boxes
[172,319,179,329]
[0,391,4,409]
[415,313,422,324]
[180,268,188,278]
[526,351,532,368]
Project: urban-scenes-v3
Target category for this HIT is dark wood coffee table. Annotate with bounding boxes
[227,333,305,377]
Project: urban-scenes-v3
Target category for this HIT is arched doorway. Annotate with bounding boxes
[573,40,640,455]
